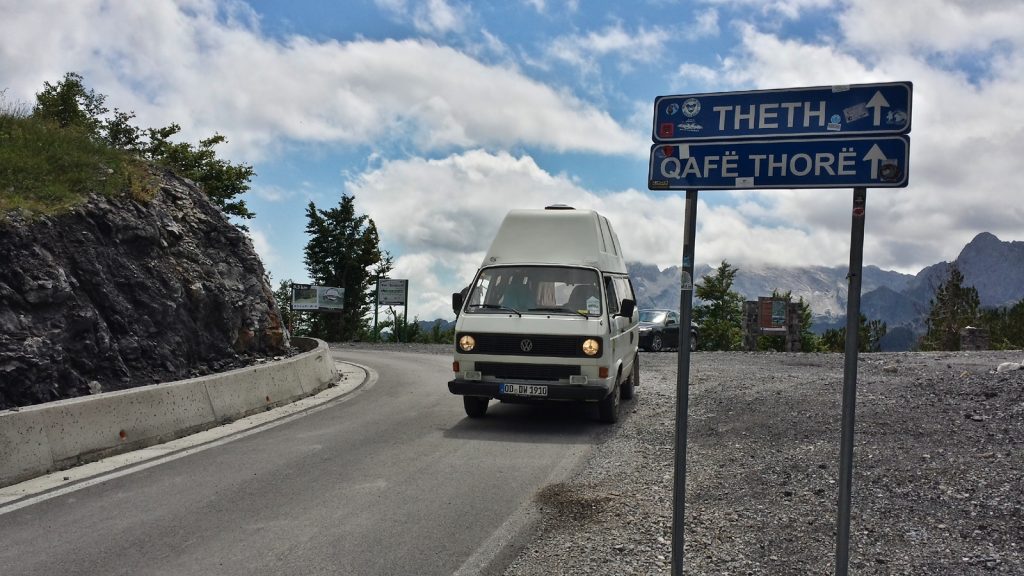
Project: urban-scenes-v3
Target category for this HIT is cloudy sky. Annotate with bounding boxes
[2,0,1022,320]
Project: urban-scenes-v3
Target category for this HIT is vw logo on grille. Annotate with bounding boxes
[520,338,534,352]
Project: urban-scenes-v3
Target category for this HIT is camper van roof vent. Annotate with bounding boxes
[544,204,575,210]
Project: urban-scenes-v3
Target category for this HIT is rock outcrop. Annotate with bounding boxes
[0,169,287,409]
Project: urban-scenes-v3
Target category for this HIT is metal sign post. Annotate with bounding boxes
[650,81,911,575]
[836,187,867,575]
[374,277,380,337]
[672,189,698,576]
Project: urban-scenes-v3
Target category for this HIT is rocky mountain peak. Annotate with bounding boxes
[955,233,1024,308]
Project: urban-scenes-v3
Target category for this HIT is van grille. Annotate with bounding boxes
[476,362,580,381]
[457,333,600,358]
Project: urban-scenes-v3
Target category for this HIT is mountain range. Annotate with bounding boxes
[420,233,1022,351]
[628,232,1024,351]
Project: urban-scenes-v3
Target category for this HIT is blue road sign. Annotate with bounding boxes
[648,136,910,190]
[653,82,912,142]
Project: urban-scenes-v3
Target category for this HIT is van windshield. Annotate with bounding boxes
[465,266,602,316]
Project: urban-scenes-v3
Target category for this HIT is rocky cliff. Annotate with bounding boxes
[0,169,288,410]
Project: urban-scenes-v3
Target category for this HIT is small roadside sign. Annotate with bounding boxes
[648,136,909,190]
[653,82,912,142]
[292,284,344,311]
[317,286,344,310]
[378,279,409,306]
[292,283,318,310]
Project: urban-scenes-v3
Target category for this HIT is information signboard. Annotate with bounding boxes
[292,283,318,310]
[649,136,909,190]
[317,286,344,310]
[653,82,912,142]
[292,284,344,311]
[378,279,408,306]
[759,298,788,329]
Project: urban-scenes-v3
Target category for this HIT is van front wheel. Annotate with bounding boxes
[464,396,489,418]
[598,385,620,424]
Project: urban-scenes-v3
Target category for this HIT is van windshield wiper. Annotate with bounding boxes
[467,304,522,317]
[528,306,589,318]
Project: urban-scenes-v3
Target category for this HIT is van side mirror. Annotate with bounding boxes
[452,292,464,315]
[618,299,635,318]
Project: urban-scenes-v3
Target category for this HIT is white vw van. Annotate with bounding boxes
[448,205,640,423]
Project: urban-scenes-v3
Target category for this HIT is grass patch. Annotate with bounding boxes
[0,101,156,219]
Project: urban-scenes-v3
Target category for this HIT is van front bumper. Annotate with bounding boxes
[448,378,612,401]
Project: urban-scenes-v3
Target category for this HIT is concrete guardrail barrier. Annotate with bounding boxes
[0,337,338,488]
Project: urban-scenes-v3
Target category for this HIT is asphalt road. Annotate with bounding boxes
[0,349,608,576]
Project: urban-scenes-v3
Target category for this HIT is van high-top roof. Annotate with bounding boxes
[481,207,628,273]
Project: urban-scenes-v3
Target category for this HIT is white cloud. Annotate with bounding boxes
[374,0,469,35]
[249,184,294,203]
[669,5,1024,271]
[546,24,671,76]
[839,0,1024,54]
[703,0,834,20]
[695,9,720,38]
[522,0,546,13]
[676,63,720,86]
[246,225,279,271]
[0,0,642,161]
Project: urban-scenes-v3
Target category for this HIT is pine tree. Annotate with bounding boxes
[693,261,744,351]
[303,196,392,341]
[920,264,979,351]
[979,299,1024,349]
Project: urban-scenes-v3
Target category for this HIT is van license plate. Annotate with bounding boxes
[500,384,548,397]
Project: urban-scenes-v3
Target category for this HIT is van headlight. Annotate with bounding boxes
[458,335,476,352]
[582,338,600,356]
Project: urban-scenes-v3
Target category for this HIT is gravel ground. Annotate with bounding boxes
[333,343,1024,574]
[499,350,1024,575]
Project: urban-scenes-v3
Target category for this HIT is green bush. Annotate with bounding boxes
[1,72,253,221]
[1,97,152,216]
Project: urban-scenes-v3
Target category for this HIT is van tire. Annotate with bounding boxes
[464,396,489,418]
[598,385,620,424]
[620,356,638,400]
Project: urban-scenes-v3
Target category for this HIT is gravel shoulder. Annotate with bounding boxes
[498,350,1024,575]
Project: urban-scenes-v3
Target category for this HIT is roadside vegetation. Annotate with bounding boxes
[920,264,1024,351]
[692,260,1023,352]
[0,73,253,224]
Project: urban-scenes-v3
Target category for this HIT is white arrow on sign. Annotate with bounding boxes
[862,144,890,178]
[866,91,890,126]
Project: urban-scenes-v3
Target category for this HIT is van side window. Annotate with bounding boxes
[604,276,619,315]
[600,217,618,256]
[613,276,635,305]
[597,216,609,253]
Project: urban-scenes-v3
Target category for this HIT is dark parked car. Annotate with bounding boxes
[638,308,698,352]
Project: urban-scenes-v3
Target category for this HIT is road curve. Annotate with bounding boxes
[0,349,607,576]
